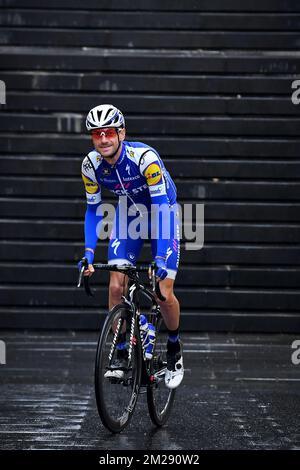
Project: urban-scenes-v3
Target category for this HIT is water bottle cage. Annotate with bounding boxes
[139,314,155,360]
[141,330,155,360]
[140,329,149,349]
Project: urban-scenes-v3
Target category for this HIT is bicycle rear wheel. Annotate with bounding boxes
[95,303,142,433]
[147,315,176,426]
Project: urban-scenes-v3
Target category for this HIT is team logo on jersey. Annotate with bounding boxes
[129,151,135,157]
[102,168,111,175]
[83,158,93,172]
[111,239,120,256]
[87,195,96,202]
[149,186,162,195]
[82,174,99,194]
[127,252,136,261]
[144,163,162,186]
[125,164,131,176]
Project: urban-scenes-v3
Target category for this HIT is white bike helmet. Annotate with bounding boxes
[86,104,125,131]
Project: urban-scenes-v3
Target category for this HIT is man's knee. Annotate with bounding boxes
[109,273,127,301]
[109,283,123,301]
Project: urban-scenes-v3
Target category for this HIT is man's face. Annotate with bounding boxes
[91,127,125,158]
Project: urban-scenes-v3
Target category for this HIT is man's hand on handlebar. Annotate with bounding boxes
[81,262,94,277]
[78,250,95,277]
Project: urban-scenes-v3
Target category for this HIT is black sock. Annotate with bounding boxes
[167,328,180,353]
[167,327,179,342]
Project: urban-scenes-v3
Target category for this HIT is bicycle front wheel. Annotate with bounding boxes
[95,303,142,433]
[147,316,176,426]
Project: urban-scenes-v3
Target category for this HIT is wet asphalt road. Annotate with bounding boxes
[0,330,299,450]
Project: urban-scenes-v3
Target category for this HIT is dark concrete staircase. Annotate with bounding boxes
[0,0,299,330]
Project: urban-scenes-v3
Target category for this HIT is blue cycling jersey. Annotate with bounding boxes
[81,140,178,260]
[82,140,177,206]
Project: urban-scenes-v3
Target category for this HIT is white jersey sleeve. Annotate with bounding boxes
[81,155,101,205]
[139,150,167,198]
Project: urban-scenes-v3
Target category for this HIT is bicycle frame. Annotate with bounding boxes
[77,259,165,380]
[77,259,176,432]
[122,276,161,370]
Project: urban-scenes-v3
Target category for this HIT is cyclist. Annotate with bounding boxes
[79,104,184,389]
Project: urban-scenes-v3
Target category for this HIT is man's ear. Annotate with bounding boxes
[119,127,126,141]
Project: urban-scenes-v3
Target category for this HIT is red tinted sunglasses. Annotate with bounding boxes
[91,128,117,139]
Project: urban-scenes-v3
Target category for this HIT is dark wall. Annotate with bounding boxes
[0,0,299,331]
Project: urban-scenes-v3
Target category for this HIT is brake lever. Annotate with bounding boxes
[77,257,94,297]
[150,262,166,302]
[77,265,85,288]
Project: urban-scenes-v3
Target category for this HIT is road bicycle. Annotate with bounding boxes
[77,259,176,433]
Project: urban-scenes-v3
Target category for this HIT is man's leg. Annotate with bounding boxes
[151,204,181,333]
[156,277,184,389]
[156,278,180,331]
[109,271,128,310]
[156,277,181,350]
[152,203,183,388]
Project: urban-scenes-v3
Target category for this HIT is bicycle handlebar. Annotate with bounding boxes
[77,259,166,302]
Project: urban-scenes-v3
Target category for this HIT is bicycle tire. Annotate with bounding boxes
[147,317,176,426]
[95,303,142,433]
